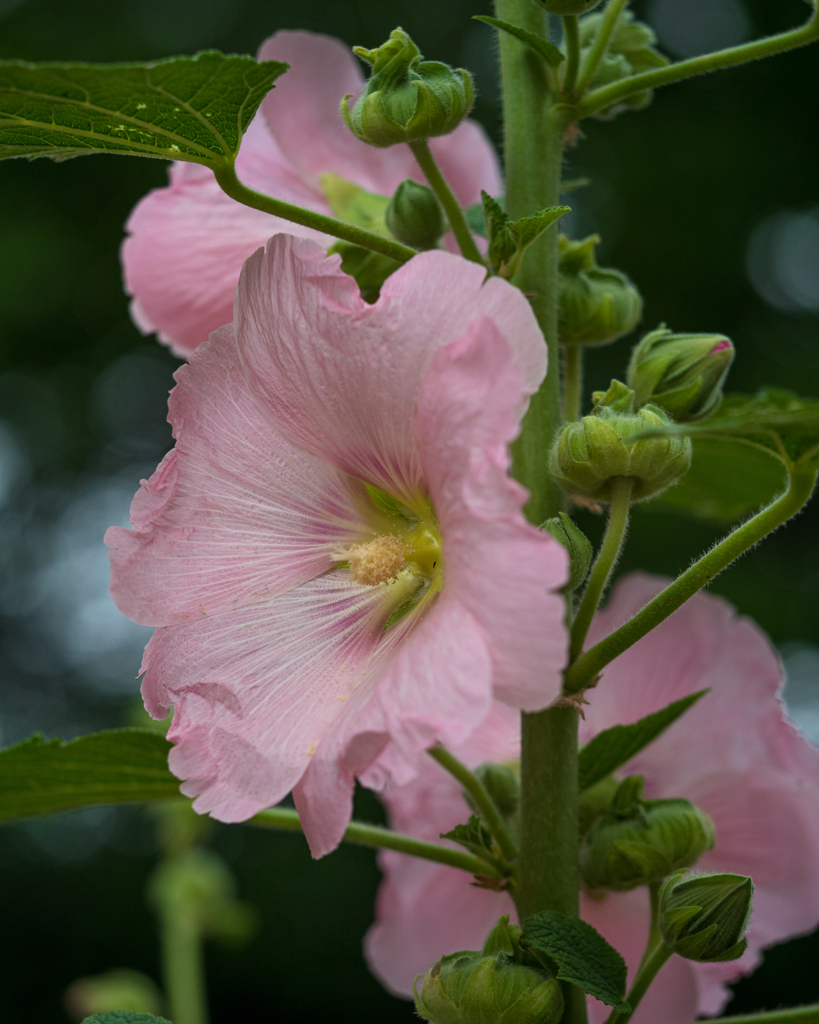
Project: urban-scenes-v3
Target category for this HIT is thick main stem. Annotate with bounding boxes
[496,9,585,1022]
[409,139,485,265]
[570,476,632,661]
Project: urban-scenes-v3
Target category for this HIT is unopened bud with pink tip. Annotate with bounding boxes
[627,327,735,422]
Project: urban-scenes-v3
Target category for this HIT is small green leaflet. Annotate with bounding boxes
[648,436,786,524]
[441,815,499,866]
[578,690,708,792]
[474,16,565,68]
[482,191,570,279]
[521,911,630,1012]
[82,1015,172,1024]
[0,52,288,165]
[0,728,179,822]
[637,389,819,468]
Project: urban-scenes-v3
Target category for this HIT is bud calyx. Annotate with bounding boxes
[627,327,735,422]
[558,235,643,347]
[659,870,753,962]
[342,28,474,148]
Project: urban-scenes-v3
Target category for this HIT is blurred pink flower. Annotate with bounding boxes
[365,573,819,1022]
[105,234,567,856]
[121,30,502,358]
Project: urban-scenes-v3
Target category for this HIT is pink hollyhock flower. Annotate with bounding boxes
[365,573,819,1023]
[122,29,502,358]
[105,234,568,856]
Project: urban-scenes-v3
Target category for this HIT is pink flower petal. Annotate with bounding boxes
[235,235,546,500]
[142,569,394,822]
[105,325,370,627]
[414,317,567,709]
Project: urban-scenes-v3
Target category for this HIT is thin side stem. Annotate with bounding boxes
[688,1007,819,1024]
[570,476,633,661]
[213,163,417,264]
[575,0,629,94]
[565,463,818,693]
[428,745,517,864]
[408,139,485,265]
[605,942,673,1024]
[249,806,501,878]
[579,6,819,118]
[563,345,583,422]
[159,899,209,1024]
[638,881,663,973]
[561,16,581,96]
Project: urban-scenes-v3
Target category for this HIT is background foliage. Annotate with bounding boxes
[0,0,817,1020]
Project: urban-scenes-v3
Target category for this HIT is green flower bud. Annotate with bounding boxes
[535,0,603,14]
[558,235,643,347]
[542,512,593,592]
[659,870,754,962]
[549,380,692,503]
[574,11,668,120]
[578,776,620,837]
[342,29,474,148]
[467,762,520,822]
[386,179,445,249]
[580,777,716,892]
[414,947,562,1024]
[627,327,735,422]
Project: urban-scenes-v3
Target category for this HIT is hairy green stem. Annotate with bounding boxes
[249,806,500,877]
[409,139,485,265]
[638,881,663,973]
[579,5,819,118]
[563,345,583,422]
[561,16,581,96]
[429,745,517,863]
[570,476,633,661]
[688,1007,819,1024]
[158,897,209,1024]
[565,463,818,693]
[575,0,629,94]
[496,8,585,1022]
[605,942,673,1024]
[213,162,417,264]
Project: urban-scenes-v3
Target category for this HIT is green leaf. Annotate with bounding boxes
[578,691,708,792]
[441,815,499,864]
[0,52,288,165]
[474,16,565,68]
[82,1015,172,1024]
[481,190,570,278]
[0,728,179,823]
[648,436,786,523]
[521,911,630,1012]
[637,389,819,468]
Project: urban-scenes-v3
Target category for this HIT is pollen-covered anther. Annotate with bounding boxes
[347,535,407,586]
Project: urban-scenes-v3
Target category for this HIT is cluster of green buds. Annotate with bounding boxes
[415,916,562,1024]
[342,28,474,148]
[386,179,446,249]
[550,380,692,502]
[580,776,715,892]
[574,11,668,119]
[558,235,643,347]
[659,870,754,962]
[627,327,735,422]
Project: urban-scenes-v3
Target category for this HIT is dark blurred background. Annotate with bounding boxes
[0,0,818,1020]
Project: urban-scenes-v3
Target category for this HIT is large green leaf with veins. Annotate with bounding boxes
[0,52,288,165]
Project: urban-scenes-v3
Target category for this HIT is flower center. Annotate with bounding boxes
[347,535,407,586]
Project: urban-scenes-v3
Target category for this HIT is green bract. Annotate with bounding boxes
[627,327,735,421]
[580,777,715,892]
[542,511,593,591]
[558,235,643,346]
[574,11,668,120]
[549,380,692,502]
[414,952,562,1024]
[386,179,445,249]
[342,28,474,148]
[659,870,754,962]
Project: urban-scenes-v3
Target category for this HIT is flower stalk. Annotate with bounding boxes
[409,139,485,265]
